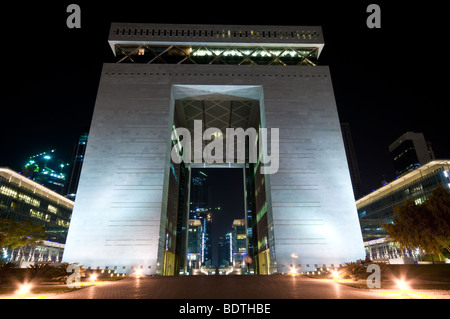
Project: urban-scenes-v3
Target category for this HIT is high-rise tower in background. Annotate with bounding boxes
[21,150,70,195]
[65,133,88,200]
[340,123,362,199]
[389,132,435,178]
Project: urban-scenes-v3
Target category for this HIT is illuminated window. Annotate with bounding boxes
[48,205,58,214]
[18,193,40,207]
[30,209,44,220]
[57,219,70,227]
[0,186,18,198]
[138,48,145,55]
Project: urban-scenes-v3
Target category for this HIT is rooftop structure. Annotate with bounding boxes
[108,23,324,66]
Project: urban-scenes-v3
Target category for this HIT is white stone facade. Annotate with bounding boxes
[62,24,365,274]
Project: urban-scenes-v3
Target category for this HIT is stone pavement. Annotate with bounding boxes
[50,275,389,299]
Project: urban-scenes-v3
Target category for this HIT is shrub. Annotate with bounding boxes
[341,262,366,281]
[26,263,52,283]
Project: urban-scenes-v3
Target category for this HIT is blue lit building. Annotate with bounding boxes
[21,150,70,196]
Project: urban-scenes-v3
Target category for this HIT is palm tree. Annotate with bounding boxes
[51,263,71,283]
[26,263,52,283]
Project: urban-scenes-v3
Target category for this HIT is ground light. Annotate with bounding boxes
[134,269,144,278]
[17,284,31,296]
[288,267,298,276]
[90,274,98,284]
[1,283,48,299]
[318,269,354,283]
[373,277,434,299]
[396,279,409,296]
[332,270,340,280]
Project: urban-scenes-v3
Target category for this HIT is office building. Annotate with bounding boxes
[21,150,70,195]
[389,132,435,178]
[65,133,88,200]
[186,219,202,272]
[341,123,363,199]
[63,23,365,274]
[356,160,450,245]
[231,219,247,268]
[0,167,73,263]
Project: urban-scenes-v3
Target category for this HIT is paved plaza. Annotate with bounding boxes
[50,275,389,299]
[4,274,446,318]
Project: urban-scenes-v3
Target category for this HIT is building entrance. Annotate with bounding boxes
[164,86,271,275]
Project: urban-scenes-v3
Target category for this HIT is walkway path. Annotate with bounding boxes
[50,275,388,299]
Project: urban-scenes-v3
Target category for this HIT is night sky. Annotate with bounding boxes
[1,2,448,198]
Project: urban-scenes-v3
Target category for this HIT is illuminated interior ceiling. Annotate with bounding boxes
[114,44,318,66]
[173,89,261,165]
[174,96,259,134]
[108,24,324,66]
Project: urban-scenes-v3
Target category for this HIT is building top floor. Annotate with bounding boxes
[356,160,450,209]
[0,167,74,210]
[108,22,325,56]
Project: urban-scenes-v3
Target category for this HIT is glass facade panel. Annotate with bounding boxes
[0,170,73,244]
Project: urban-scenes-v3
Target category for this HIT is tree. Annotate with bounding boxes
[0,219,46,264]
[0,219,15,250]
[382,184,450,262]
[26,263,52,283]
[423,184,450,243]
